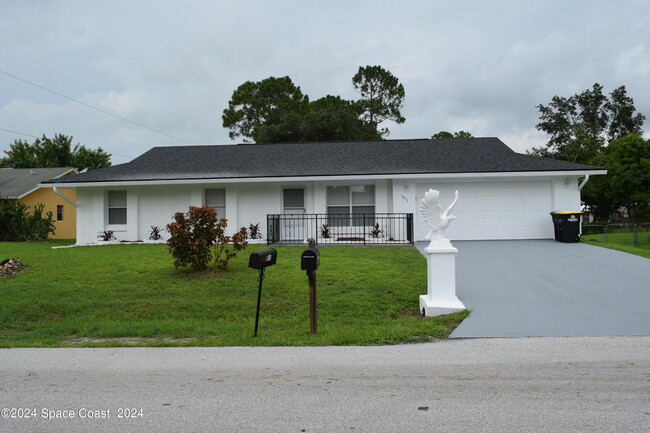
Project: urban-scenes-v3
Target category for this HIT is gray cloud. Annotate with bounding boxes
[1,0,649,163]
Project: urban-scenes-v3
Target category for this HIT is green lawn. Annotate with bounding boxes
[0,241,468,347]
[581,231,650,259]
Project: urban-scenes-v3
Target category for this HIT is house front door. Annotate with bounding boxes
[282,188,305,242]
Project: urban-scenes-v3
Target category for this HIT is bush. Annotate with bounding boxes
[97,230,116,241]
[28,203,56,241]
[248,223,263,239]
[215,225,249,269]
[369,222,383,238]
[166,205,249,271]
[167,206,215,270]
[149,225,163,240]
[0,200,56,241]
[320,223,331,239]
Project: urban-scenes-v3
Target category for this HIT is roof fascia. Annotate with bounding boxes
[16,187,41,199]
[17,181,75,199]
[42,169,607,188]
[51,168,78,179]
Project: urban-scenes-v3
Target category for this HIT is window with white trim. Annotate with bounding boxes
[107,190,127,225]
[326,185,375,226]
[205,188,226,218]
[283,188,305,214]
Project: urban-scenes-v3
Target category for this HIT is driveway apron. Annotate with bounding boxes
[416,240,650,338]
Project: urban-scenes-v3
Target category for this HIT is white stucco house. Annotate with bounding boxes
[43,138,606,244]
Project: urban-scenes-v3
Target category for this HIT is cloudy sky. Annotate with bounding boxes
[1,0,649,165]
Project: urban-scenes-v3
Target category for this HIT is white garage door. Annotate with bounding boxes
[415,180,554,241]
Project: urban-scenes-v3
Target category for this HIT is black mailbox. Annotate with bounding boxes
[301,247,320,271]
[248,248,277,270]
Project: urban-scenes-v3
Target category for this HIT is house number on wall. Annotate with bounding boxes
[400,193,409,202]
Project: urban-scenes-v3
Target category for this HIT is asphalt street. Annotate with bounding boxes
[1,337,649,432]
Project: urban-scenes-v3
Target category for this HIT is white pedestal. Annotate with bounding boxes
[419,244,465,317]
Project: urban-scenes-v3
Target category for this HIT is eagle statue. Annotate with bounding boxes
[419,189,459,248]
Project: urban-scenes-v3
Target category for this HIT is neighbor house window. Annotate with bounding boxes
[56,205,64,221]
[205,188,226,218]
[327,185,375,226]
[107,190,127,225]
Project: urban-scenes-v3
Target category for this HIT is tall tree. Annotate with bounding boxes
[606,86,646,141]
[530,83,645,162]
[252,110,305,143]
[0,134,111,171]
[531,83,647,220]
[431,131,473,139]
[582,134,650,221]
[300,96,379,142]
[221,76,309,143]
[352,65,405,137]
[253,96,380,143]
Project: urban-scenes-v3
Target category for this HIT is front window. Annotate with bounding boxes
[108,190,127,225]
[283,188,305,214]
[56,205,64,221]
[205,188,226,218]
[327,185,375,226]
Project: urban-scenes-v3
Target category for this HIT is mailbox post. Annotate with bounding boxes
[248,248,277,337]
[301,239,320,334]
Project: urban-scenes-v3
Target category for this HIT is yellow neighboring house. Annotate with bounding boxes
[0,168,77,239]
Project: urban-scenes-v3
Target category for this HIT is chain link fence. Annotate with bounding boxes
[582,223,650,247]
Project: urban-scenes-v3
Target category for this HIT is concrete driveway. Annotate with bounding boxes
[416,240,650,338]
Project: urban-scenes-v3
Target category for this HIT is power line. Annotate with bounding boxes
[0,127,38,138]
[0,69,195,145]
[0,127,135,160]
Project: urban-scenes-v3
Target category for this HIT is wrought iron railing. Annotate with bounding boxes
[267,213,414,245]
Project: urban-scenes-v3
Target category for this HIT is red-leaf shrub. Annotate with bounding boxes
[167,206,216,270]
[166,206,249,271]
[215,223,249,269]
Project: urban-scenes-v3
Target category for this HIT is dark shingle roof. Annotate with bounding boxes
[47,138,602,184]
[0,167,76,197]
